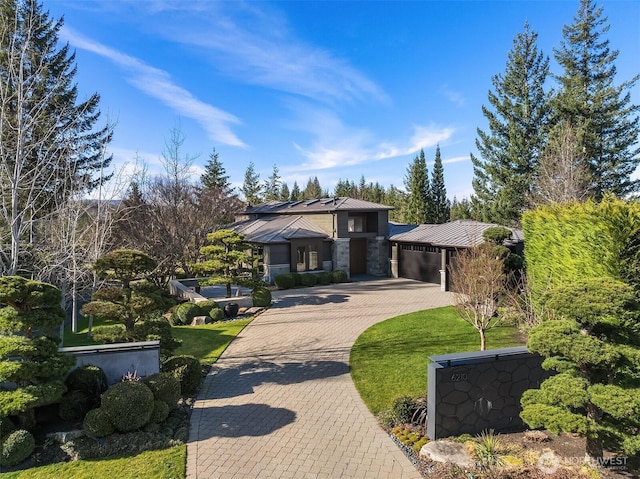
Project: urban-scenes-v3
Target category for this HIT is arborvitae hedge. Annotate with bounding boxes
[522,197,640,296]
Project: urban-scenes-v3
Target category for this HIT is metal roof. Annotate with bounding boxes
[389,220,524,248]
[228,215,330,244]
[244,197,393,215]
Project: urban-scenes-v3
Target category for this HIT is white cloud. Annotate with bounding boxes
[440,84,465,107]
[60,27,247,148]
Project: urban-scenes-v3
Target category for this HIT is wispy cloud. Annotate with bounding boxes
[440,84,465,107]
[60,27,247,148]
[155,3,388,105]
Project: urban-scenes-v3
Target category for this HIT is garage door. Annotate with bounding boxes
[398,243,441,284]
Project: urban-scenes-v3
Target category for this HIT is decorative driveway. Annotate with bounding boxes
[187,278,453,479]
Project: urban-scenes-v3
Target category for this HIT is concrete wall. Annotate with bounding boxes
[427,346,550,439]
[60,341,160,385]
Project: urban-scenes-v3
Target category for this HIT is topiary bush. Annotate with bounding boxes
[0,416,16,438]
[316,272,332,285]
[331,270,348,283]
[0,429,35,466]
[100,381,154,432]
[209,308,225,322]
[300,273,317,287]
[134,316,181,357]
[251,286,272,307]
[142,373,181,409]
[274,274,294,290]
[161,355,202,395]
[92,325,131,344]
[65,365,108,404]
[290,273,302,286]
[196,300,219,316]
[174,302,202,326]
[83,407,115,439]
[149,400,170,424]
[58,390,90,422]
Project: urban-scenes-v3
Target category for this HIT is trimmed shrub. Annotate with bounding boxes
[209,308,225,322]
[392,395,416,424]
[0,416,16,438]
[196,300,219,316]
[290,273,302,286]
[65,365,108,400]
[92,325,130,344]
[274,273,294,290]
[251,286,272,307]
[134,316,181,356]
[83,408,115,439]
[300,273,317,287]
[149,400,170,424]
[174,302,202,326]
[142,373,181,409]
[100,381,154,432]
[331,270,348,283]
[162,355,202,395]
[58,390,90,422]
[0,429,35,466]
[316,272,332,285]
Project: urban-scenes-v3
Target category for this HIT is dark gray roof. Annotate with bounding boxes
[229,215,330,244]
[389,220,524,248]
[245,197,392,215]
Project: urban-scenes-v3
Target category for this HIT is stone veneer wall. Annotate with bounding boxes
[367,236,389,276]
[427,346,550,440]
[332,238,351,277]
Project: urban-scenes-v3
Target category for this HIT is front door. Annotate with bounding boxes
[349,238,367,275]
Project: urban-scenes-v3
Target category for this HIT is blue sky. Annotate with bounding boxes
[46,0,640,201]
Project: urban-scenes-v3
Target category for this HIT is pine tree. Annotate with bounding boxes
[430,145,450,223]
[0,0,112,275]
[552,0,639,198]
[384,185,407,222]
[290,181,301,201]
[200,148,232,192]
[303,176,323,199]
[471,22,550,225]
[263,164,281,201]
[403,149,430,224]
[241,161,263,205]
[279,182,290,201]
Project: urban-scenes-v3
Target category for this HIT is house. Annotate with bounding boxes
[229,198,524,289]
[389,220,524,290]
[229,198,393,282]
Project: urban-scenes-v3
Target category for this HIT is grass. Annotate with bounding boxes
[171,319,252,363]
[350,306,523,415]
[0,446,186,479]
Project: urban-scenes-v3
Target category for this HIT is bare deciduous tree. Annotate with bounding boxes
[449,243,507,350]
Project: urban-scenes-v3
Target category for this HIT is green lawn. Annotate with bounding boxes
[350,306,523,415]
[171,319,252,363]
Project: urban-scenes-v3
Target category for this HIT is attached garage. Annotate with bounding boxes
[397,244,441,283]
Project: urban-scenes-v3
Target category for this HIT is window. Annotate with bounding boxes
[348,216,365,233]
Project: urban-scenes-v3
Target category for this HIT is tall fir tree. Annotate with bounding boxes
[200,148,232,193]
[0,0,112,275]
[471,22,550,226]
[303,176,323,199]
[263,164,281,201]
[552,0,639,198]
[290,181,301,201]
[430,145,450,223]
[279,182,290,201]
[403,149,430,224]
[384,185,407,222]
[241,161,263,205]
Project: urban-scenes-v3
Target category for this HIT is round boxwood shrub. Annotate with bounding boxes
[100,381,154,432]
[196,300,219,316]
[290,273,302,286]
[175,302,202,325]
[161,355,202,395]
[0,429,35,466]
[83,408,115,439]
[300,273,317,287]
[142,372,181,409]
[274,274,294,290]
[65,365,108,399]
[92,325,130,344]
[149,400,170,424]
[58,390,90,422]
[209,307,225,322]
[251,286,272,307]
[316,272,331,285]
[331,270,348,283]
[134,316,181,357]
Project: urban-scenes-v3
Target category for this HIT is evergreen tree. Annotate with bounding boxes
[279,182,290,201]
[0,0,112,275]
[200,148,232,192]
[241,161,263,205]
[290,181,301,201]
[553,0,639,198]
[334,179,356,198]
[303,176,323,199]
[403,149,430,224]
[263,164,281,201]
[430,145,450,223]
[471,22,550,225]
[384,185,407,223]
[449,197,474,221]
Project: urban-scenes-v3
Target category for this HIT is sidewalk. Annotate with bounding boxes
[187,278,453,478]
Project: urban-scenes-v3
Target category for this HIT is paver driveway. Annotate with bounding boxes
[187,278,453,479]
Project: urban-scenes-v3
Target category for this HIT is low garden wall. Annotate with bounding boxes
[60,340,160,385]
[426,346,550,439]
